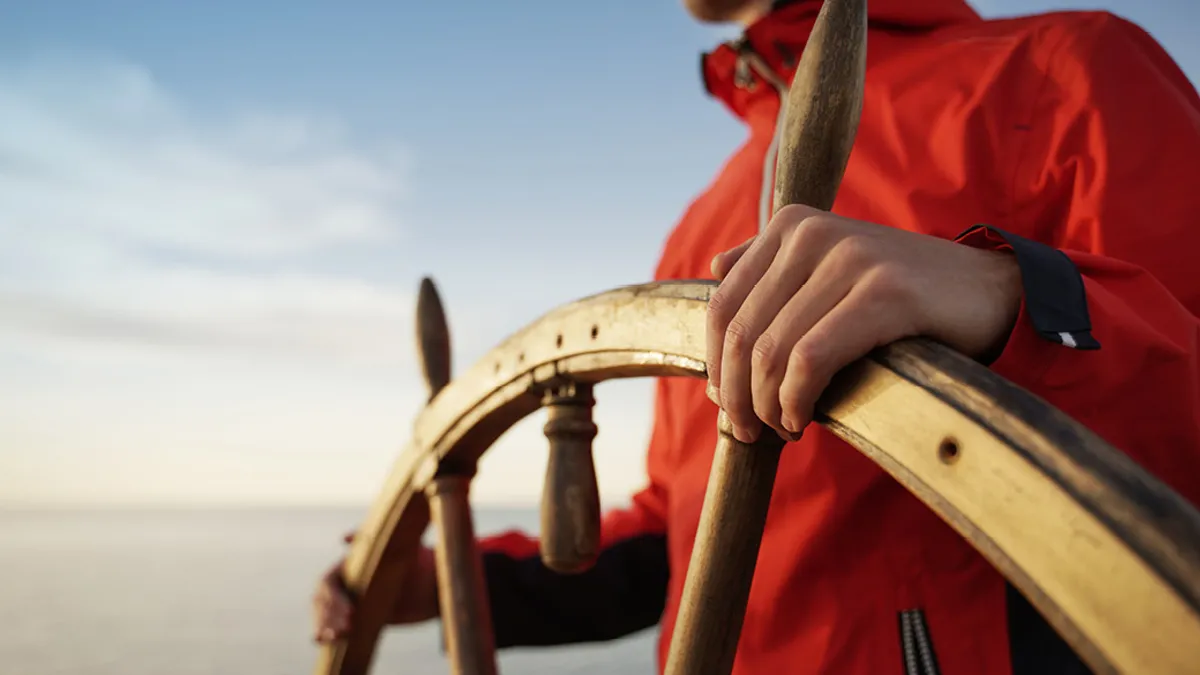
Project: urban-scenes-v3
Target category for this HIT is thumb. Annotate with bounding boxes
[711,236,756,280]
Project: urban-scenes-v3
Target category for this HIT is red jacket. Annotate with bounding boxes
[477,2,1200,673]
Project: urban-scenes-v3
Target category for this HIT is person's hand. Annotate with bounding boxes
[706,204,1022,443]
[311,531,440,644]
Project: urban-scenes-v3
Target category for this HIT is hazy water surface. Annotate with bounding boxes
[0,507,656,674]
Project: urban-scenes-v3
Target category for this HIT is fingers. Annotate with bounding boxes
[706,232,782,402]
[709,208,914,441]
[707,205,829,442]
[708,207,980,442]
[717,240,820,442]
[312,560,355,644]
[750,257,854,435]
[775,281,908,433]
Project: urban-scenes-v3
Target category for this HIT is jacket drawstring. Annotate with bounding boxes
[731,40,792,233]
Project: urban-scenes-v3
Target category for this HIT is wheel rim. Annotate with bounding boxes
[314,280,1200,675]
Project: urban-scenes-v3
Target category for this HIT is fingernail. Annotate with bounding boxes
[781,416,798,435]
[706,382,720,405]
[734,424,760,444]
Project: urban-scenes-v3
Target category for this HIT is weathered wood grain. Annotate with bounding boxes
[312,281,1200,675]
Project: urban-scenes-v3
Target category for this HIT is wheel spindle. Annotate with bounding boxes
[539,381,602,574]
[664,1,869,673]
[426,476,497,675]
[415,276,498,675]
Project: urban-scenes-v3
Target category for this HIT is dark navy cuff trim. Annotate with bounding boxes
[956,224,1100,351]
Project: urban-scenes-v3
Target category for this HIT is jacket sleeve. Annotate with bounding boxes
[956,13,1200,503]
[471,377,676,648]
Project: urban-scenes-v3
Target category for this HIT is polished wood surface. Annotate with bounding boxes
[313,281,1200,675]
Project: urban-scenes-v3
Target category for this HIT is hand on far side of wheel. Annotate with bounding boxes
[312,531,440,645]
[706,204,1022,444]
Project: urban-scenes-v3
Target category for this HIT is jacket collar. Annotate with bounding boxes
[700,0,982,123]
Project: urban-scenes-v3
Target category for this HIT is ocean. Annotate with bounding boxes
[0,507,657,674]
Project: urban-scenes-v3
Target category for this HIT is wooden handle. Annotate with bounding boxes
[427,477,498,675]
[772,0,867,214]
[665,414,785,674]
[539,381,602,574]
[414,277,499,673]
[416,276,452,400]
[665,2,868,673]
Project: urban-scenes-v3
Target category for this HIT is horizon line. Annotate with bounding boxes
[0,496,635,511]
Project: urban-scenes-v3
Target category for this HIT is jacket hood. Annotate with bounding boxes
[701,0,982,122]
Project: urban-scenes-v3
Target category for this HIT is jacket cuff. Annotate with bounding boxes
[954,224,1099,390]
[956,224,1100,351]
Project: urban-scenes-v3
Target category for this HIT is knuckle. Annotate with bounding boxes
[724,319,756,358]
[779,385,806,418]
[829,233,876,268]
[750,333,782,375]
[781,341,834,417]
[784,214,845,260]
[773,203,820,230]
[788,341,821,383]
[796,211,835,236]
[707,289,738,331]
[801,213,846,245]
[866,263,917,306]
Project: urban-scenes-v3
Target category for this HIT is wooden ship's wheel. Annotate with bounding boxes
[313,1,1200,673]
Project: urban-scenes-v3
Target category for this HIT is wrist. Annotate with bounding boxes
[978,248,1023,364]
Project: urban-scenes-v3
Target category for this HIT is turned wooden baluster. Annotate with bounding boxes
[539,380,601,573]
[664,2,868,674]
[415,277,498,675]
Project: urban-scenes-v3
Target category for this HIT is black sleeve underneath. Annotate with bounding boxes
[482,533,669,648]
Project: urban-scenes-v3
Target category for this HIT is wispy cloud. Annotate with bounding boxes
[0,53,657,507]
[0,56,409,255]
[0,54,415,367]
[0,54,434,506]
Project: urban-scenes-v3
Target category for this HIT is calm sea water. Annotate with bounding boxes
[0,507,657,674]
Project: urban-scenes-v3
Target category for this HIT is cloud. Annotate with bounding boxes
[0,52,658,508]
[0,276,416,368]
[0,54,417,367]
[0,56,409,257]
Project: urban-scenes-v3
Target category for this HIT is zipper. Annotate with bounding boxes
[731,37,793,234]
[899,608,942,675]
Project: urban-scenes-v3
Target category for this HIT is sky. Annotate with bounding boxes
[1,0,1196,508]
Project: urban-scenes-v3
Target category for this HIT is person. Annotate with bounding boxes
[313,0,1200,673]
